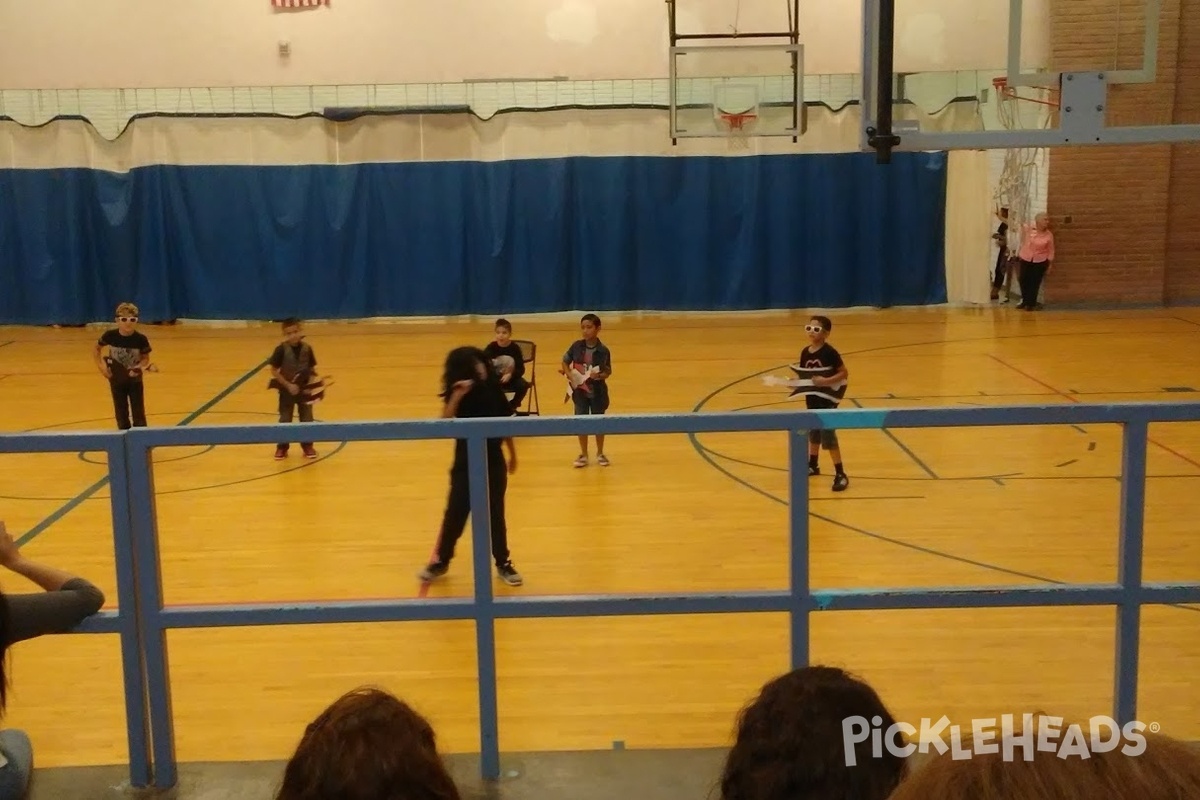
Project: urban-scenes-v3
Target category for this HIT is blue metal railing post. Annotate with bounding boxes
[1114,419,1148,726]
[466,435,502,780]
[106,436,153,787]
[788,429,811,667]
[125,432,178,789]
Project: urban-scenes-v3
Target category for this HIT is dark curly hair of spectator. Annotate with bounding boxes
[276,687,461,800]
[719,666,907,800]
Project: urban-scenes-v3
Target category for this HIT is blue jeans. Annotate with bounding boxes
[0,730,32,800]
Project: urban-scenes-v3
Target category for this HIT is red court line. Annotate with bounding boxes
[988,354,1200,471]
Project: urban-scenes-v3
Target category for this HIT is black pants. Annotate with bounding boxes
[993,248,1009,290]
[1018,259,1049,307]
[278,390,314,448]
[110,380,147,430]
[435,459,510,568]
[504,376,529,410]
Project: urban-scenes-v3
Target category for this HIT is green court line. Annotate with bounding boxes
[15,358,271,547]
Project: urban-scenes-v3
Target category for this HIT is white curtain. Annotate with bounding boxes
[943,149,995,305]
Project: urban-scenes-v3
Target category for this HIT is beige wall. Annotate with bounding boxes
[0,0,1049,89]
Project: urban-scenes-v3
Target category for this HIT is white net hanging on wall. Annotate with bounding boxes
[992,78,1056,253]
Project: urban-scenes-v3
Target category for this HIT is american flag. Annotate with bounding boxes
[272,0,327,7]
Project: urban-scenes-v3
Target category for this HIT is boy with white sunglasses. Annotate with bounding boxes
[93,301,154,430]
[798,315,849,492]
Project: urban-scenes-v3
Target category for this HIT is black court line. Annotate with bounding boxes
[3,410,347,502]
[850,398,939,479]
[0,341,14,349]
[15,359,271,546]
[1057,459,1079,468]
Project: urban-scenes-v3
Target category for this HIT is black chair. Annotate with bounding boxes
[511,339,539,416]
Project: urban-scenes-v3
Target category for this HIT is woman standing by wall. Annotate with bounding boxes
[1017,212,1056,310]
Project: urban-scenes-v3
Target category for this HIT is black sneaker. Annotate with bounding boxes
[497,562,523,587]
[809,464,821,476]
[418,562,449,582]
[832,473,849,492]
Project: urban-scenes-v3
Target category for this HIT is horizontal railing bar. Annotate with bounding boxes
[150,583,1200,630]
[0,432,121,454]
[110,402,1200,448]
[808,583,1200,610]
[4,403,1198,452]
[70,611,124,634]
[158,597,478,628]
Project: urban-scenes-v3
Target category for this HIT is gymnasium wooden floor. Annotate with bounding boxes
[1,307,1199,769]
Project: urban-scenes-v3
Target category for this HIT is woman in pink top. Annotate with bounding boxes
[1016,213,1055,310]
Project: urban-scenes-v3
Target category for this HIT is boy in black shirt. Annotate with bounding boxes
[419,346,522,587]
[268,318,319,460]
[561,313,612,468]
[483,318,529,413]
[93,302,153,430]
[798,315,850,492]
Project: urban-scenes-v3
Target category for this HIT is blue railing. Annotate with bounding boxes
[4,402,1200,790]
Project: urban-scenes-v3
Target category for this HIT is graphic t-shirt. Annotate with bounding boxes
[795,343,847,409]
[98,330,152,382]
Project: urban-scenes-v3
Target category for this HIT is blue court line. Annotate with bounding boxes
[15,358,271,547]
[850,398,939,479]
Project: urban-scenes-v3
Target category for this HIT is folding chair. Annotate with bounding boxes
[511,339,539,416]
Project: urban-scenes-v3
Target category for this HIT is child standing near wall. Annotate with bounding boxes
[798,315,849,492]
[560,313,612,468]
[483,318,529,413]
[268,318,319,460]
[93,302,153,430]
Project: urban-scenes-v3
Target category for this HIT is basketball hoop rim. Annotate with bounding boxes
[992,76,1061,109]
[718,111,758,131]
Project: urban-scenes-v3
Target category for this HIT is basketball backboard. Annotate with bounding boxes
[861,0,1200,162]
[667,0,806,142]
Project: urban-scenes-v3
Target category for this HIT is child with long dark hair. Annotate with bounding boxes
[419,347,522,587]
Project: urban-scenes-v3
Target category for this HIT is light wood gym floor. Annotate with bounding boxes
[0,307,1198,768]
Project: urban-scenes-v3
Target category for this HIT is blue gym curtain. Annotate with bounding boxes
[0,152,947,324]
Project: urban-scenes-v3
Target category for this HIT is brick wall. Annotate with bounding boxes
[1166,0,1200,302]
[1045,0,1200,305]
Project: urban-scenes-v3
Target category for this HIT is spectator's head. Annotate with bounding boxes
[888,723,1200,800]
[276,687,460,800]
[1035,212,1051,231]
[719,666,906,800]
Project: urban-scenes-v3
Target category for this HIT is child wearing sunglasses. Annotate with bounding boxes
[799,315,849,492]
[93,302,154,430]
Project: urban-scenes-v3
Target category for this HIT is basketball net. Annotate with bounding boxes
[717,110,757,151]
[992,77,1056,251]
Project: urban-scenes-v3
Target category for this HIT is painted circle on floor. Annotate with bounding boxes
[1,410,347,501]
